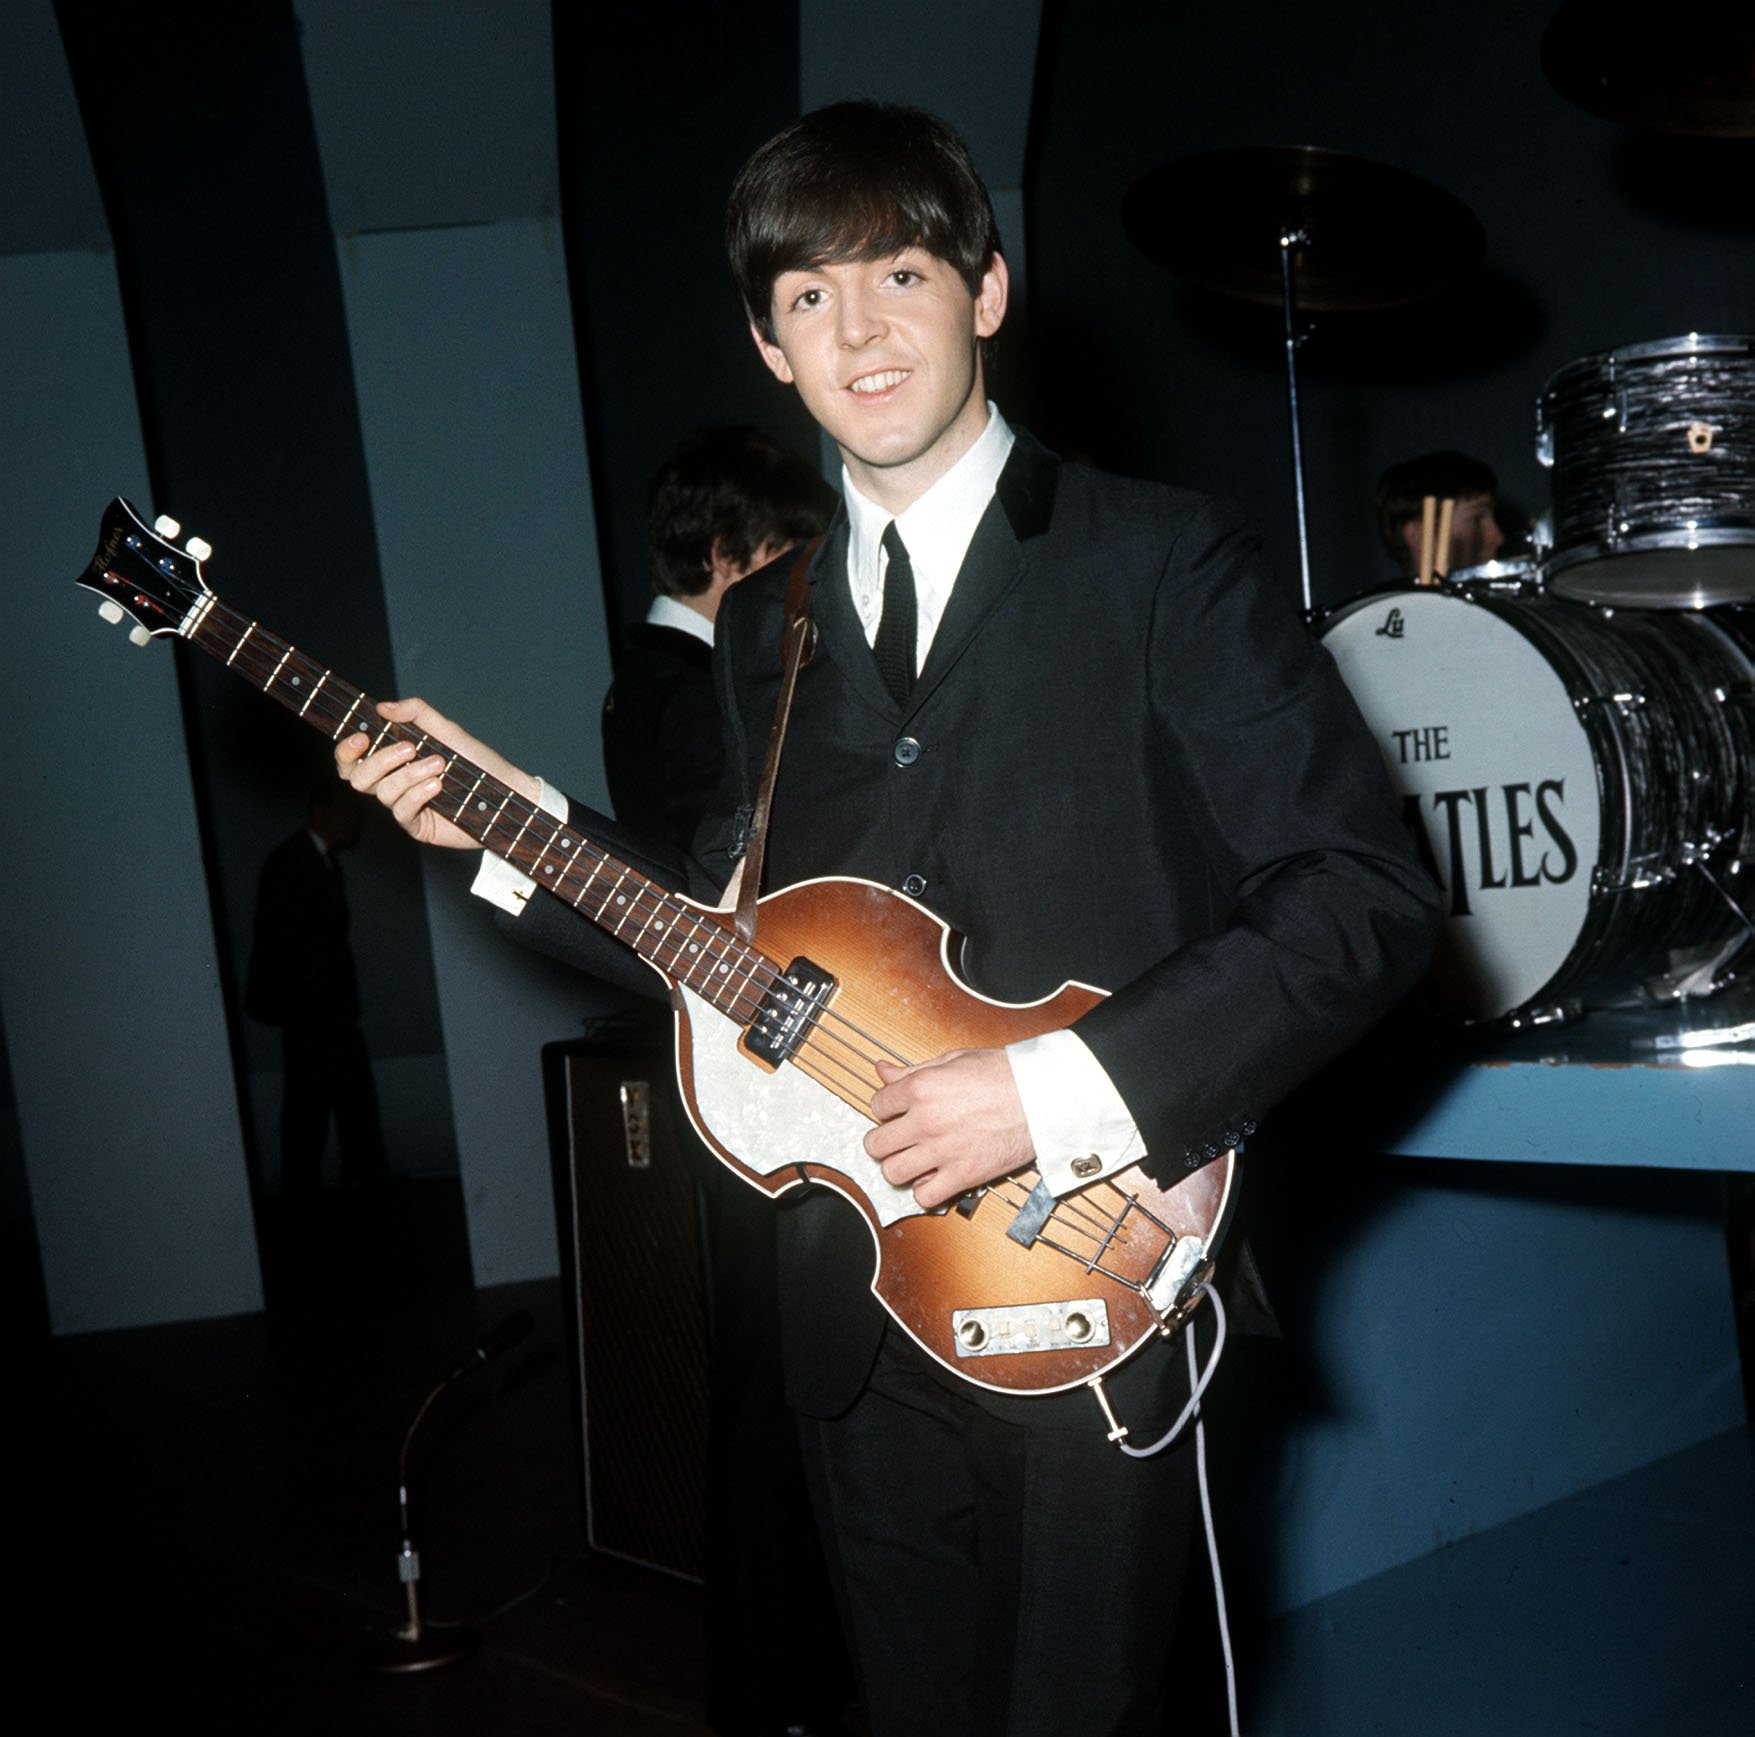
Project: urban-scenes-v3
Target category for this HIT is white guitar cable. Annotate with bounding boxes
[1120,1283,1241,1737]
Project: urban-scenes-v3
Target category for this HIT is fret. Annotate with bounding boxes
[225,621,257,667]
[332,694,364,740]
[297,671,330,718]
[504,804,539,862]
[263,646,293,692]
[369,717,398,751]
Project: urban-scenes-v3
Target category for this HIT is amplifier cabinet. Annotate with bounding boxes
[545,1032,709,1580]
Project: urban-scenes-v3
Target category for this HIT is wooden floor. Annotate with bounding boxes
[15,1178,713,1736]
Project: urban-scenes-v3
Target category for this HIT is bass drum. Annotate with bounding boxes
[1537,333,1755,609]
[1320,584,1755,1023]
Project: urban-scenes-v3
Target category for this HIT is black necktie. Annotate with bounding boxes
[874,522,917,707]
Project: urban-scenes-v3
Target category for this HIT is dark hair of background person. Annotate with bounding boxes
[725,100,1004,344]
[646,424,835,599]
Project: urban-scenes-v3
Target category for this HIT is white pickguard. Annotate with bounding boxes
[674,982,922,1228]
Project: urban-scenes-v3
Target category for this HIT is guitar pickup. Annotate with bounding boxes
[742,955,836,1068]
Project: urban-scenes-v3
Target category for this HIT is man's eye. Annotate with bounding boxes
[890,269,918,286]
[793,288,823,309]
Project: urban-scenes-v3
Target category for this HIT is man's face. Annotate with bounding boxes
[751,247,1007,515]
[1398,490,1505,573]
[1449,493,1505,569]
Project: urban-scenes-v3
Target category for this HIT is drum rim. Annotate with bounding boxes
[1541,332,1755,390]
[1544,524,1755,573]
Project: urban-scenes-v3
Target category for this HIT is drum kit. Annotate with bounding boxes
[1125,50,1755,1028]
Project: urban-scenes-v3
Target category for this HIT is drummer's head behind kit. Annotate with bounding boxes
[1325,332,1755,1029]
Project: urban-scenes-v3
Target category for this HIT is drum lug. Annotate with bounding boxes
[1575,689,1646,714]
[1503,1001,1578,1030]
[1594,861,1676,895]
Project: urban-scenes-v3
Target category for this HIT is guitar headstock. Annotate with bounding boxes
[77,497,216,647]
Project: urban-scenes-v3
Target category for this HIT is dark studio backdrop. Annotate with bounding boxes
[3,0,1748,1484]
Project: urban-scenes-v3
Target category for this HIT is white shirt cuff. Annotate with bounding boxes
[467,776,567,916]
[1005,1028,1146,1195]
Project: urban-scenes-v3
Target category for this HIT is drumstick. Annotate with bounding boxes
[1435,497,1455,580]
[1418,496,1436,586]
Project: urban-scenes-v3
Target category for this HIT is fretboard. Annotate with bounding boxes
[186,594,779,1023]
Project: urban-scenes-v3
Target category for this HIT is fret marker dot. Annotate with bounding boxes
[543,866,554,876]
[616,896,627,906]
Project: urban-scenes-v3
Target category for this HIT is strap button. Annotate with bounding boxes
[902,873,928,898]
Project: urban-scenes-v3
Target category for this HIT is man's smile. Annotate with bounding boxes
[849,368,911,395]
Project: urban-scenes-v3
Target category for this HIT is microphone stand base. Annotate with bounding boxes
[363,1622,481,1674]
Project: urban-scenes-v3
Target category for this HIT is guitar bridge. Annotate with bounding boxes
[742,955,836,1069]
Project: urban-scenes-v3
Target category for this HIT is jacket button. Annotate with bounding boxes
[1070,1154,1101,1179]
[902,873,928,897]
[893,736,921,766]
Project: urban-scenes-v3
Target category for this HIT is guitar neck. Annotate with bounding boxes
[185,595,769,1019]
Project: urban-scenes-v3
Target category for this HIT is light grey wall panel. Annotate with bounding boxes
[0,246,262,1331]
[336,217,617,1286]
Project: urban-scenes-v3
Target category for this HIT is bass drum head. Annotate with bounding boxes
[1320,588,1602,1022]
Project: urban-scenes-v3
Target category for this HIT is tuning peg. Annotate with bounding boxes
[153,514,181,539]
[98,600,126,625]
[129,625,153,647]
[186,536,212,561]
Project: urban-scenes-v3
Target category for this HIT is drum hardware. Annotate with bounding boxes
[1121,145,1484,619]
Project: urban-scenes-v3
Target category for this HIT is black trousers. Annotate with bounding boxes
[797,1329,1202,1737]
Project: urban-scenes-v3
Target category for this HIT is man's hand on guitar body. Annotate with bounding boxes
[336,697,541,850]
[865,1047,1035,1210]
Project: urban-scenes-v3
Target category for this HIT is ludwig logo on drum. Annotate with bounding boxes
[1374,608,1405,639]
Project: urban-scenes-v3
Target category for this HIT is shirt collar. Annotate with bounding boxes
[843,404,1014,649]
[645,592,716,648]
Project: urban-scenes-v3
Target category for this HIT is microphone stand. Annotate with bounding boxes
[365,1309,535,1673]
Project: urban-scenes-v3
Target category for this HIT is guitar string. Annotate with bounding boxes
[214,620,934,1100]
[193,604,1179,1276]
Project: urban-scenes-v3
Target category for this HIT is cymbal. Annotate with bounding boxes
[1121,145,1485,312]
[1543,0,1755,137]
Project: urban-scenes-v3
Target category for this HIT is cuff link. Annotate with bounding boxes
[1070,1154,1102,1179]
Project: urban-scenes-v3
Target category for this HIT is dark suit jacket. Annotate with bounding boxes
[601,620,718,854]
[514,432,1442,1419]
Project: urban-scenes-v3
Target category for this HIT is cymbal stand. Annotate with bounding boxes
[1278,228,1315,618]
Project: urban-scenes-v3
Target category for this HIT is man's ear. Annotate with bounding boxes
[974,254,1009,340]
[751,322,795,384]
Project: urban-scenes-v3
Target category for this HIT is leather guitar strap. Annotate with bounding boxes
[734,537,821,942]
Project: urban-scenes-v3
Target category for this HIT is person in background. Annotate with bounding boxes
[602,425,834,854]
[245,784,388,1202]
[1375,449,1506,580]
[605,425,844,1737]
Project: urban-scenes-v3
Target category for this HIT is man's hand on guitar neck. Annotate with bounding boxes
[336,697,543,850]
[865,1048,1035,1210]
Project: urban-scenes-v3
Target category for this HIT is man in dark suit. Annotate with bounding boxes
[605,425,843,1737]
[603,424,834,853]
[339,102,1440,1737]
[245,784,387,1200]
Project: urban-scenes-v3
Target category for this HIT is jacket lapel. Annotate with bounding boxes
[804,434,1063,717]
[909,432,1060,710]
